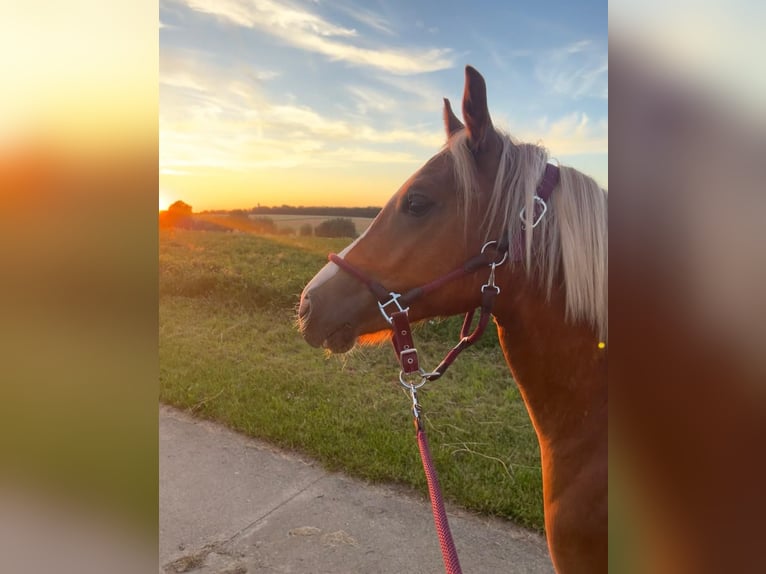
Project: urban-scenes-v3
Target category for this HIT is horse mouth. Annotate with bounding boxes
[320,323,356,353]
[301,321,357,354]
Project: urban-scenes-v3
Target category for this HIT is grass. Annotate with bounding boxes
[159,229,544,530]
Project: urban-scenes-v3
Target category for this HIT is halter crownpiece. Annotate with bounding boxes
[511,162,560,258]
[538,163,561,202]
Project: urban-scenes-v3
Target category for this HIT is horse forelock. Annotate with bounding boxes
[447,129,608,340]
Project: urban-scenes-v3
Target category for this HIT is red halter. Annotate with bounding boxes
[328,163,560,380]
[329,240,506,380]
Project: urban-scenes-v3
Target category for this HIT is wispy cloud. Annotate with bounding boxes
[270,104,351,138]
[323,147,422,164]
[179,0,453,74]
[536,40,608,99]
[161,48,278,93]
[520,112,608,156]
[332,1,395,36]
[564,39,592,54]
[372,73,446,111]
[161,53,442,175]
[186,0,356,36]
[346,85,398,114]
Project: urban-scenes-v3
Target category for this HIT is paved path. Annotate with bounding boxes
[160,405,554,573]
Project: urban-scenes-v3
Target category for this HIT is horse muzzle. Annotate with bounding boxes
[298,282,367,353]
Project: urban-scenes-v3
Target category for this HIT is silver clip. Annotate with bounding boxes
[482,262,501,294]
[409,385,421,422]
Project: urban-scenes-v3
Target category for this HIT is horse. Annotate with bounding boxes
[298,66,607,574]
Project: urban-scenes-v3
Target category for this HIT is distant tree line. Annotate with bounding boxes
[315,218,357,238]
[251,205,380,218]
[159,201,228,232]
[161,201,359,238]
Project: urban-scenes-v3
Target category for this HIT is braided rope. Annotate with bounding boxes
[417,428,463,574]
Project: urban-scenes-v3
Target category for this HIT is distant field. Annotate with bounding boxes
[159,229,543,530]
[192,212,375,236]
[264,214,375,234]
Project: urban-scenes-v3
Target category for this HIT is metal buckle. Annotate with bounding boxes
[378,292,409,324]
[399,347,419,369]
[519,196,547,229]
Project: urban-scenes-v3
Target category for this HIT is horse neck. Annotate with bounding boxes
[492,279,607,447]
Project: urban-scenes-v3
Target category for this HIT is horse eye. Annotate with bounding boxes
[406,193,433,217]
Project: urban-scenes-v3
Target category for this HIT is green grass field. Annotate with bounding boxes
[159,229,544,530]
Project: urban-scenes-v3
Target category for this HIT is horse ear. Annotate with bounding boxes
[443,97,464,138]
[461,65,494,152]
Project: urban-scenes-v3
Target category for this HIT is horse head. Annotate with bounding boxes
[298,66,511,353]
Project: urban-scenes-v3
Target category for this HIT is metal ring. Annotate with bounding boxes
[398,369,428,390]
[480,240,508,267]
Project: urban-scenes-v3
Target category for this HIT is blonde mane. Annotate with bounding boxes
[448,130,608,340]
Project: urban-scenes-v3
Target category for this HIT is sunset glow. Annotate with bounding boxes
[159,191,172,211]
[160,0,607,211]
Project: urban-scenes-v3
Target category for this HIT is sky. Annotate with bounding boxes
[159,0,607,211]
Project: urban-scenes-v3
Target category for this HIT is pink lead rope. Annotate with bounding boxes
[412,392,464,574]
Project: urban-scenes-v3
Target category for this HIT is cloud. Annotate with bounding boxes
[333,2,395,36]
[160,168,192,175]
[537,40,608,99]
[346,85,399,114]
[356,126,443,148]
[323,147,423,164]
[270,104,351,138]
[178,0,453,74]
[519,112,608,156]
[161,48,278,94]
[186,0,356,36]
[161,76,443,174]
[372,73,445,110]
[564,39,592,54]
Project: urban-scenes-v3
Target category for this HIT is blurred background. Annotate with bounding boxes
[610,1,766,572]
[1,1,764,572]
[0,1,158,573]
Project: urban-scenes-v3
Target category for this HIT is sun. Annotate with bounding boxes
[159,191,172,211]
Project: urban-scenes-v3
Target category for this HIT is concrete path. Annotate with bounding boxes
[160,405,554,574]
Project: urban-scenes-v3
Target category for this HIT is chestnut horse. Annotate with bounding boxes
[298,66,607,574]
